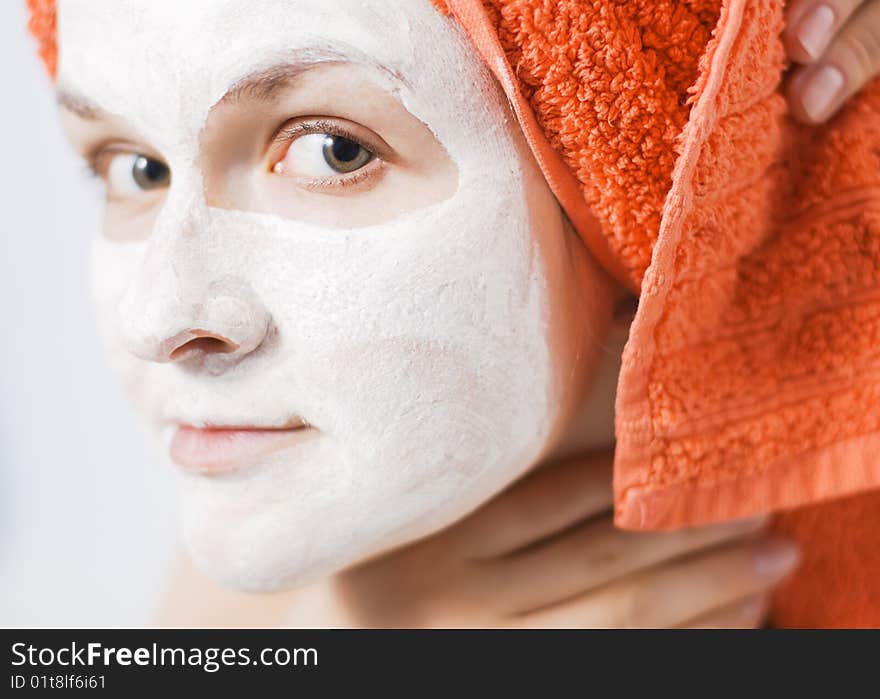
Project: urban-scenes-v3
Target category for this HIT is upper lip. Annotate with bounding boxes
[196,423,311,431]
[163,417,311,432]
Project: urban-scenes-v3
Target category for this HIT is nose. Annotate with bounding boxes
[118,283,271,366]
[167,329,241,362]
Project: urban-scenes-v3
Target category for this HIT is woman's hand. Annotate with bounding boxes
[325,451,799,628]
[785,0,880,122]
[158,451,800,628]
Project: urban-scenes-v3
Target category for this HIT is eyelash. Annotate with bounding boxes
[80,119,387,192]
[270,119,385,191]
[83,144,130,180]
[84,148,110,180]
[82,145,148,204]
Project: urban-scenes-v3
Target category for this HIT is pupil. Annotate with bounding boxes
[132,155,170,189]
[329,137,361,163]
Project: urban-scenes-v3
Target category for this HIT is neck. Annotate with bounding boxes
[539,217,636,464]
[547,314,630,461]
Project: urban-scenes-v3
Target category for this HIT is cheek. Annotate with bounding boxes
[256,206,557,454]
[240,204,557,497]
[102,199,164,243]
[89,237,147,380]
[178,333,548,589]
[308,339,513,482]
[96,195,566,586]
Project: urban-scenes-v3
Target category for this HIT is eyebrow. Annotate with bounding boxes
[56,88,106,120]
[53,65,311,121]
[55,49,407,121]
[221,47,408,105]
[220,62,322,105]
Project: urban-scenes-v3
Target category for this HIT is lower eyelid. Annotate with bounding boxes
[289,158,386,194]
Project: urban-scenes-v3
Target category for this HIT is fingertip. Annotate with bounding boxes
[792,3,837,62]
[753,536,801,578]
[786,64,844,124]
[784,30,821,66]
[739,593,771,622]
[728,514,771,533]
[786,79,819,125]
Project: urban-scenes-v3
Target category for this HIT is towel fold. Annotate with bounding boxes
[439,0,880,627]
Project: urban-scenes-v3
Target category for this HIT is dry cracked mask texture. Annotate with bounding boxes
[57,0,595,589]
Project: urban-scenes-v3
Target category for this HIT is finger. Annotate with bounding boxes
[514,535,799,628]
[452,451,614,558]
[486,514,769,615]
[680,593,771,629]
[784,0,865,63]
[787,0,880,123]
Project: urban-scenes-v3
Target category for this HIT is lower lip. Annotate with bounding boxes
[169,425,317,475]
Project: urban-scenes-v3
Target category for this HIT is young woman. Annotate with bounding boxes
[30,0,880,627]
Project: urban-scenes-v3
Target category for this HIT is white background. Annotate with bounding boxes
[1,1,176,626]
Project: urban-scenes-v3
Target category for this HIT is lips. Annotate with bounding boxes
[169,423,317,475]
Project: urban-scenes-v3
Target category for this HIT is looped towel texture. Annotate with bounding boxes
[29,0,880,626]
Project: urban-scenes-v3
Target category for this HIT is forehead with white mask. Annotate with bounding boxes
[55,0,600,589]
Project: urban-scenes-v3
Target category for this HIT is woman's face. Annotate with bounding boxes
[56,0,616,589]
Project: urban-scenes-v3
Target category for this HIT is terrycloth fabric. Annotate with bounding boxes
[29,0,880,626]
[26,0,56,79]
[433,0,880,627]
[772,491,880,628]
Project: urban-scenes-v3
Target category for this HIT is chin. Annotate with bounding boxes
[174,469,504,593]
[174,478,412,592]
[170,406,552,592]
[179,504,350,592]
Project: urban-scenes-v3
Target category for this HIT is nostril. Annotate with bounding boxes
[169,330,240,361]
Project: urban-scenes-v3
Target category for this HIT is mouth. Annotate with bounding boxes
[169,421,317,475]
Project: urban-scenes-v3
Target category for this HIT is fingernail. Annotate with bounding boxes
[753,537,800,577]
[801,64,845,122]
[796,4,836,60]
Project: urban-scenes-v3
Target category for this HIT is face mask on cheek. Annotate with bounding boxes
[90,135,564,590]
[68,0,572,591]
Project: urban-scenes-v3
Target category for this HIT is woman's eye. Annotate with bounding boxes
[105,153,171,197]
[274,133,375,178]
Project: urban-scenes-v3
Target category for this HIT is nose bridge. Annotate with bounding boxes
[152,164,209,246]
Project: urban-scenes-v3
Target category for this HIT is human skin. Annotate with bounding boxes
[56,0,621,592]
[55,0,802,626]
[160,452,799,628]
[784,0,880,123]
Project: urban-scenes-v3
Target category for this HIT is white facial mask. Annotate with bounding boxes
[58,0,574,589]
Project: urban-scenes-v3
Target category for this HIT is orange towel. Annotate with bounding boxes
[29,0,880,626]
[436,0,880,627]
